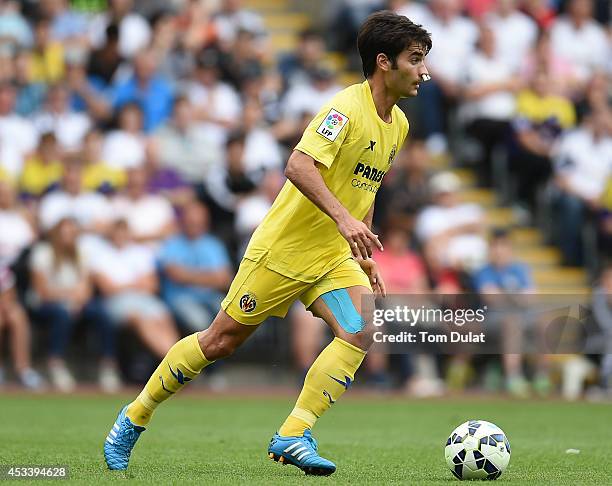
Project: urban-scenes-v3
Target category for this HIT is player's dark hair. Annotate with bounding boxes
[357,11,431,78]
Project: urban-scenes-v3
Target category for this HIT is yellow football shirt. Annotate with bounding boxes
[244,80,409,281]
[516,90,576,129]
[82,162,126,192]
[19,157,64,197]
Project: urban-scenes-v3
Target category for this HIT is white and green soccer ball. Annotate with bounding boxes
[444,420,510,480]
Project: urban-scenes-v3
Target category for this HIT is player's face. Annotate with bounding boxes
[388,45,429,98]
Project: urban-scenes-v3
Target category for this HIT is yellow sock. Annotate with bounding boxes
[279,337,366,437]
[126,333,212,426]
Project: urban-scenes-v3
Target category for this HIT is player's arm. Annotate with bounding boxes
[285,150,382,260]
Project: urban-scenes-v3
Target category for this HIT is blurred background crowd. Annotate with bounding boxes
[0,0,610,401]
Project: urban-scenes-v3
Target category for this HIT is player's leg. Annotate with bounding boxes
[268,284,373,476]
[104,256,300,470]
[104,309,259,470]
[269,259,374,476]
[290,304,326,379]
[124,253,300,428]
[278,285,373,437]
[126,309,259,425]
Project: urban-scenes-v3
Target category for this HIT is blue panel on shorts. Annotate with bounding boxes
[321,289,364,334]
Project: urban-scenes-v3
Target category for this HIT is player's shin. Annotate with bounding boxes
[126,332,213,426]
[279,337,366,437]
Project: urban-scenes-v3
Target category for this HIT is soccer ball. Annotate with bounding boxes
[444,420,510,480]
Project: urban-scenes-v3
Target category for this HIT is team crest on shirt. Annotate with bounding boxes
[387,144,397,167]
[316,108,349,142]
[239,293,257,313]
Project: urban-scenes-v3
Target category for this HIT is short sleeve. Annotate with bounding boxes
[294,97,354,169]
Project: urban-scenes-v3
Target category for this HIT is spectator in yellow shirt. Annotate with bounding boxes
[509,69,576,210]
[19,132,63,198]
[29,16,65,84]
[80,129,126,194]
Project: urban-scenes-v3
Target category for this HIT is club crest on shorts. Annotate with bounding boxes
[239,293,257,313]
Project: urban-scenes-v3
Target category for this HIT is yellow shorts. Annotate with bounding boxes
[221,255,372,325]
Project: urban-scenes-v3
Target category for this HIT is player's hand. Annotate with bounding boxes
[357,257,387,298]
[337,213,383,259]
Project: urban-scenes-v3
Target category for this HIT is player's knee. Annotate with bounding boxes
[200,329,239,360]
[342,324,375,351]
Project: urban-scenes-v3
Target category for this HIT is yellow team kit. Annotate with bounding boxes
[222,80,410,324]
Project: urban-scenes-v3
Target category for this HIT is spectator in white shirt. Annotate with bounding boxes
[38,162,112,233]
[485,0,538,73]
[205,130,258,239]
[29,217,119,392]
[0,82,38,178]
[112,167,176,246]
[186,49,242,134]
[112,165,176,246]
[151,96,223,184]
[282,65,342,122]
[415,0,478,152]
[421,0,478,86]
[550,0,609,83]
[89,0,151,59]
[214,0,266,48]
[416,171,487,272]
[242,99,283,175]
[102,102,148,170]
[92,219,178,358]
[32,84,91,153]
[462,24,522,186]
[553,108,612,265]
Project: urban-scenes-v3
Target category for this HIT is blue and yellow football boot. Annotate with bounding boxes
[103,406,145,470]
[268,430,336,476]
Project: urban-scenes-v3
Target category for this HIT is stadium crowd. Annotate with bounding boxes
[0,0,610,400]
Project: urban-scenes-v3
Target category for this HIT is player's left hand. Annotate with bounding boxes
[357,257,386,297]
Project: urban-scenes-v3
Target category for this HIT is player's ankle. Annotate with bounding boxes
[279,416,311,437]
[126,399,153,426]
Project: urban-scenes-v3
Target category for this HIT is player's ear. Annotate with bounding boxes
[376,53,390,73]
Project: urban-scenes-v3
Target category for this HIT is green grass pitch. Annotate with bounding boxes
[1,394,611,484]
